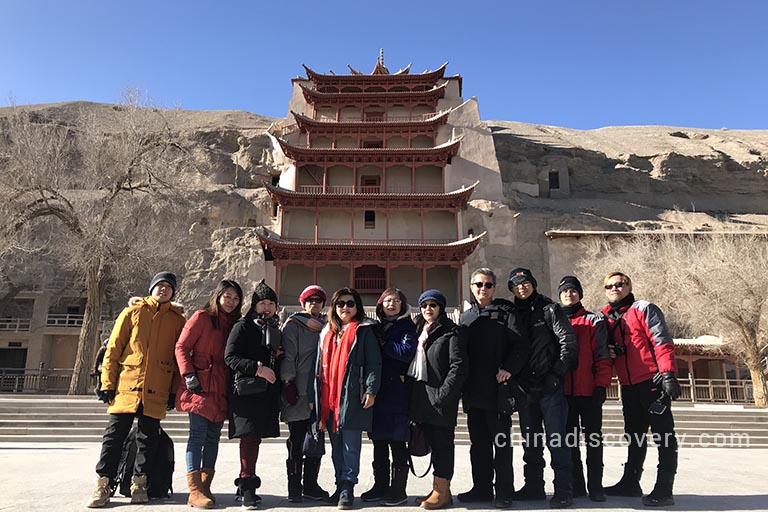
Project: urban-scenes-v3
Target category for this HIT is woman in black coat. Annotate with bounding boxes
[408,289,468,510]
[224,280,282,510]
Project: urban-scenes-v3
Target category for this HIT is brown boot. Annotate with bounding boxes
[200,468,216,504]
[421,477,452,510]
[187,471,214,508]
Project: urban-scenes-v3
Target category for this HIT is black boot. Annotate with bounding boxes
[572,461,587,498]
[587,462,606,502]
[361,460,390,502]
[286,459,303,503]
[303,457,330,501]
[605,464,643,497]
[642,470,675,507]
[513,462,546,501]
[381,464,408,506]
[458,486,494,503]
[326,482,341,505]
[235,476,262,510]
[338,480,354,510]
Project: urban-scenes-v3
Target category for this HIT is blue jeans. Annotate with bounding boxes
[518,386,573,497]
[186,413,224,473]
[327,421,363,485]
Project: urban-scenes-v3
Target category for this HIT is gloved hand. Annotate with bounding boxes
[653,371,682,400]
[184,373,202,394]
[285,380,299,406]
[167,393,177,411]
[592,386,607,404]
[97,389,115,404]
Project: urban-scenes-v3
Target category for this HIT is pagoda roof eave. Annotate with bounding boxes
[290,110,450,130]
[297,62,448,83]
[276,136,462,163]
[298,82,447,103]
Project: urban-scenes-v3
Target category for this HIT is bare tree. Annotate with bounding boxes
[0,93,204,394]
[575,233,768,407]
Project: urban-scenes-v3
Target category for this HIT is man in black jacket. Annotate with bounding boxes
[509,268,578,509]
[458,268,529,509]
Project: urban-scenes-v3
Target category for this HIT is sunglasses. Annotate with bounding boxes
[335,300,357,309]
[605,282,626,290]
[420,302,440,309]
[305,297,324,304]
[472,282,495,289]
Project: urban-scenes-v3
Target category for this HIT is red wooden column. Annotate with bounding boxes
[421,266,427,292]
[314,211,319,243]
[322,167,327,193]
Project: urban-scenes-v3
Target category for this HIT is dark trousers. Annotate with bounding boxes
[620,379,678,474]
[287,419,310,462]
[465,408,513,498]
[422,423,455,480]
[373,439,408,467]
[518,386,573,496]
[566,395,603,482]
[95,403,160,481]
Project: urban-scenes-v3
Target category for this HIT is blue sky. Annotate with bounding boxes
[2,1,766,129]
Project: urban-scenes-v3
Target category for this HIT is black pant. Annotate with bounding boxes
[95,403,160,480]
[566,395,603,478]
[620,379,678,474]
[287,419,311,462]
[422,424,455,480]
[466,408,513,497]
[372,439,408,467]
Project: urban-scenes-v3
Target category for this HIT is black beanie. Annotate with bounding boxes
[557,275,583,299]
[148,271,177,298]
[508,267,538,290]
[251,279,278,305]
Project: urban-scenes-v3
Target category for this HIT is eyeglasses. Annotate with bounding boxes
[472,282,495,289]
[512,280,531,287]
[604,282,626,290]
[305,297,323,304]
[420,302,440,309]
[382,298,402,304]
[335,300,357,309]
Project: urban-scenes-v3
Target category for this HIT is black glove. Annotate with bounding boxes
[97,389,115,404]
[184,373,202,394]
[285,380,299,406]
[167,393,177,411]
[592,386,607,404]
[653,371,682,400]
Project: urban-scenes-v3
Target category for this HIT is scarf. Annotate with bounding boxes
[320,321,359,432]
[608,293,636,317]
[407,322,431,382]
[285,311,325,333]
[561,303,582,318]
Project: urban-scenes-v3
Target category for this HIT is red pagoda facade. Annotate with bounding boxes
[260,55,483,305]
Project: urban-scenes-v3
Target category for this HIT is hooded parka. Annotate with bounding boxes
[101,296,186,420]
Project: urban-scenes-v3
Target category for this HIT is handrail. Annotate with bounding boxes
[296,185,444,194]
[0,318,32,332]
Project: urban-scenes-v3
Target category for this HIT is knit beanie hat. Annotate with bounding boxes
[557,275,583,299]
[508,267,538,290]
[251,279,278,305]
[148,271,177,298]
[299,285,327,306]
[418,289,447,309]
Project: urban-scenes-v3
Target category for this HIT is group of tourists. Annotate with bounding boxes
[86,267,682,510]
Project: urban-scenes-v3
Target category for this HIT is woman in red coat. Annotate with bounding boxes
[175,280,243,508]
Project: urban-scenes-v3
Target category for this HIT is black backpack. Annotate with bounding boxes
[115,425,174,499]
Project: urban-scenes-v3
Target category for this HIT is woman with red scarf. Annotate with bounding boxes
[311,287,381,510]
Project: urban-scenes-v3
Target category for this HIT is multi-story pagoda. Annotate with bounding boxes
[261,54,487,305]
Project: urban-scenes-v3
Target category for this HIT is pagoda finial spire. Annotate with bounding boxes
[379,48,384,67]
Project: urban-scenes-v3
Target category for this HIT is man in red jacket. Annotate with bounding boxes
[558,276,611,502]
[601,272,681,507]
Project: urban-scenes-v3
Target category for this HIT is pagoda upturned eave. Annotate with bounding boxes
[291,110,450,130]
[276,137,462,165]
[265,181,478,210]
[295,62,448,85]
[298,82,447,105]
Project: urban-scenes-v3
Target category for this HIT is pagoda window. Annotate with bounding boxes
[364,210,376,229]
[362,138,383,149]
[360,175,381,194]
[354,265,385,292]
[412,135,434,148]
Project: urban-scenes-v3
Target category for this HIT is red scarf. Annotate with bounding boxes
[320,321,359,432]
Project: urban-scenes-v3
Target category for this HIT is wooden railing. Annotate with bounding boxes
[0,318,32,332]
[608,377,756,403]
[296,185,443,194]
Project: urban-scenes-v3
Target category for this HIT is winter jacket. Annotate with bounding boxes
[310,319,382,432]
[514,293,578,391]
[101,296,186,420]
[409,315,468,428]
[224,315,282,439]
[370,310,417,441]
[563,305,612,397]
[174,309,235,423]
[602,299,678,386]
[460,298,529,411]
[279,312,324,423]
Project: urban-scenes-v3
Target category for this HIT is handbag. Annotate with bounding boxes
[233,375,268,396]
[497,379,529,415]
[407,422,432,478]
[302,421,326,458]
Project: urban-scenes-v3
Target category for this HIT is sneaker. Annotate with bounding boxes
[130,475,149,504]
[494,496,513,508]
[642,493,675,507]
[85,476,111,508]
[338,482,354,510]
